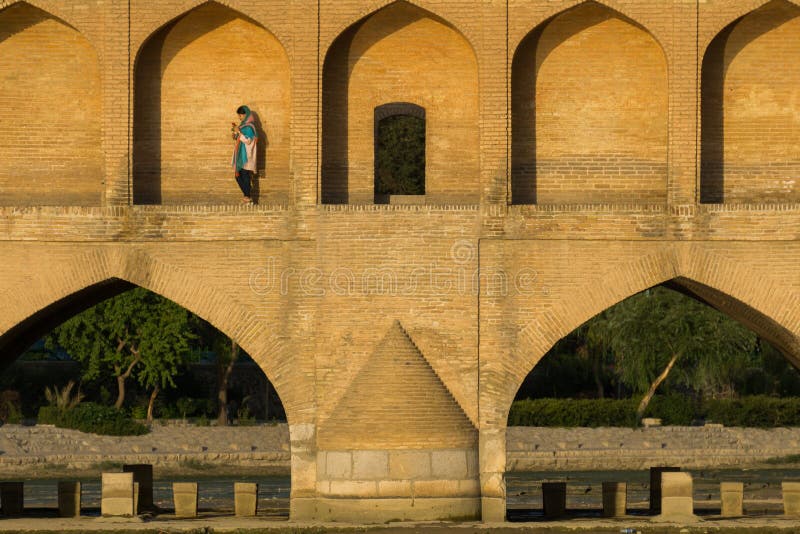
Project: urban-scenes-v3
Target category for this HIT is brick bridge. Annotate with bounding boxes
[1,0,799,522]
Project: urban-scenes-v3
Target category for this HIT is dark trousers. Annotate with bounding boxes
[236,170,252,197]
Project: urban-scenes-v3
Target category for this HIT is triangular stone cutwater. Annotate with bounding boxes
[318,320,476,450]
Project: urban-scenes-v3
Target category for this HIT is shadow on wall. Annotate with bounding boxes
[321,21,360,204]
[700,2,798,204]
[512,6,619,205]
[133,2,287,206]
[249,110,269,205]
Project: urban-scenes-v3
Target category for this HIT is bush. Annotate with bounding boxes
[508,398,638,427]
[37,403,148,436]
[508,395,800,428]
[703,396,800,427]
[644,394,696,425]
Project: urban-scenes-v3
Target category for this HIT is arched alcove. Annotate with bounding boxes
[133,1,291,205]
[701,0,800,204]
[511,1,668,205]
[0,2,102,206]
[321,1,479,205]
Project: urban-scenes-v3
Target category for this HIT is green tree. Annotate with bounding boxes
[48,288,197,412]
[589,286,757,421]
[375,114,425,195]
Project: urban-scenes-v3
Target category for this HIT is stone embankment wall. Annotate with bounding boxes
[507,426,800,471]
[0,424,290,473]
[2,424,799,475]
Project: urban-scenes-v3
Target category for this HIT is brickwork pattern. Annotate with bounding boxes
[133,3,292,205]
[321,1,480,204]
[0,3,102,206]
[511,2,668,204]
[1,0,800,522]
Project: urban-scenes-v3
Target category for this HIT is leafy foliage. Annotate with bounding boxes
[509,395,800,427]
[38,402,148,436]
[375,114,425,195]
[47,288,198,411]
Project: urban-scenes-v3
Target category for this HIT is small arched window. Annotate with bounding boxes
[374,103,425,203]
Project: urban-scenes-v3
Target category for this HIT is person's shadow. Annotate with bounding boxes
[249,111,269,204]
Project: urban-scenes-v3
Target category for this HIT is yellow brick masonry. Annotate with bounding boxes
[1,0,800,523]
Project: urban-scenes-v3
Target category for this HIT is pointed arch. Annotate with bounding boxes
[509,0,667,56]
[0,247,310,426]
[320,0,478,62]
[131,0,291,60]
[321,0,479,204]
[700,0,800,52]
[510,0,668,205]
[486,246,800,426]
[0,0,96,44]
[700,0,800,203]
[0,1,102,206]
[132,1,292,205]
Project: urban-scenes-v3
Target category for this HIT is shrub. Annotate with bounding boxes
[37,403,148,436]
[508,396,800,428]
[703,396,800,427]
[644,394,696,425]
[508,398,638,427]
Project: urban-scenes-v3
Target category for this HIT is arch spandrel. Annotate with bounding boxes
[509,0,670,61]
[700,0,800,53]
[321,0,479,67]
[0,247,311,426]
[132,0,292,67]
[0,0,98,49]
[481,245,800,428]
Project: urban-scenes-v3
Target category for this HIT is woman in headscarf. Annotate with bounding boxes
[231,105,258,203]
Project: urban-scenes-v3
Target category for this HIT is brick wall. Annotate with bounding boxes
[1,0,800,522]
[0,2,102,206]
[132,2,292,205]
[321,1,479,204]
[511,2,668,204]
[701,0,800,203]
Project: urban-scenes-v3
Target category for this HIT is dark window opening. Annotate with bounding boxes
[374,103,425,203]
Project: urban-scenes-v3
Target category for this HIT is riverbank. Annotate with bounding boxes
[507,426,800,471]
[3,423,800,478]
[0,423,289,478]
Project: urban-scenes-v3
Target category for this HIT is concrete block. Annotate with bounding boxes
[325,451,351,478]
[352,450,388,479]
[601,481,626,517]
[660,472,694,518]
[542,482,566,519]
[432,450,468,479]
[123,464,153,512]
[0,482,23,516]
[234,482,258,517]
[649,466,680,513]
[783,481,800,516]
[58,481,81,518]
[101,473,134,517]
[389,451,430,479]
[172,482,198,518]
[721,482,743,517]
